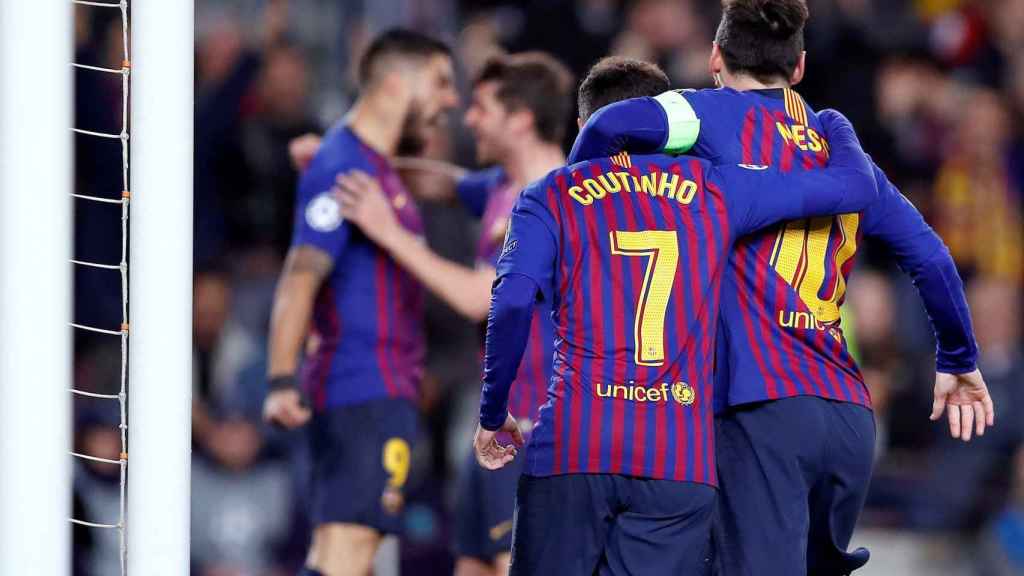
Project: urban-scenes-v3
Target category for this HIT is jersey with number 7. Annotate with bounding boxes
[482,110,876,485]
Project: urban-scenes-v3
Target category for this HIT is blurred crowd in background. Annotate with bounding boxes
[69,0,1024,574]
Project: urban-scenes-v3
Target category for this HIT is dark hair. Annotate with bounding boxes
[357,28,452,87]
[474,52,575,144]
[577,57,671,121]
[715,0,809,83]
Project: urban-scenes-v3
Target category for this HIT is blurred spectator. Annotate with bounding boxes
[510,0,622,79]
[191,381,295,576]
[872,57,952,182]
[195,1,291,266]
[932,88,1022,283]
[847,269,914,458]
[72,400,123,576]
[238,43,321,256]
[611,0,713,87]
[456,13,506,83]
[912,277,1024,532]
[977,447,1024,576]
[194,268,234,400]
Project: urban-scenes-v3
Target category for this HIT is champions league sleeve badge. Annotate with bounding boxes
[305,191,343,232]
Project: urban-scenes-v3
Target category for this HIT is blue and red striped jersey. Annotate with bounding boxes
[481,115,878,484]
[688,88,871,411]
[457,168,554,424]
[291,124,425,410]
[569,87,978,413]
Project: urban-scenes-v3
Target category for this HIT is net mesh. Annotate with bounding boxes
[69,1,130,574]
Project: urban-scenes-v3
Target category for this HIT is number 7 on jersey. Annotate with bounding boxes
[609,230,679,366]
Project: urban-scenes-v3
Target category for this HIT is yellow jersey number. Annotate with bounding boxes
[769,214,860,322]
[609,230,679,367]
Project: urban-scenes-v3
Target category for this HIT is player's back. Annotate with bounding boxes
[498,109,879,486]
[680,87,870,410]
[292,124,425,410]
[522,153,733,485]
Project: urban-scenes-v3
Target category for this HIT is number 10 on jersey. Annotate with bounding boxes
[609,230,679,367]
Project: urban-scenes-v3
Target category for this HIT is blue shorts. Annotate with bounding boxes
[453,445,525,561]
[510,473,716,576]
[714,396,874,576]
[307,398,417,534]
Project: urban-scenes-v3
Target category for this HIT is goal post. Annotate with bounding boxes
[0,2,73,575]
[127,1,194,574]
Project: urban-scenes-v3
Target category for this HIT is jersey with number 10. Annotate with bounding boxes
[494,128,876,484]
[672,88,872,410]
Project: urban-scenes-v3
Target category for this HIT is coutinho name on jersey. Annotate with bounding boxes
[567,166,698,207]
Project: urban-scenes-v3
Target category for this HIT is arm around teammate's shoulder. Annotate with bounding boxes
[569,96,672,164]
[807,108,879,213]
[714,109,877,236]
[334,170,495,322]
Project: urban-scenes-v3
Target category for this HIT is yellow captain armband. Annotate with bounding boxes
[654,91,700,154]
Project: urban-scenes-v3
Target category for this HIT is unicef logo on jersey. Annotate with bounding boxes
[305,192,343,232]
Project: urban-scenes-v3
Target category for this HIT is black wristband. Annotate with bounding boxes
[268,374,298,392]
[268,375,311,409]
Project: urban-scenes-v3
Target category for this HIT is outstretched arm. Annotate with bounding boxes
[287,133,469,202]
[863,165,992,440]
[334,171,495,321]
[392,156,468,203]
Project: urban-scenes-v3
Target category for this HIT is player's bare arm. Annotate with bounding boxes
[391,156,468,202]
[263,245,333,429]
[287,132,466,202]
[334,170,495,321]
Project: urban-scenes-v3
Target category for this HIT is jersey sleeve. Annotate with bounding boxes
[290,153,354,259]
[494,180,559,303]
[717,109,878,236]
[456,166,505,219]
[479,178,560,430]
[479,273,539,430]
[861,163,978,373]
[568,89,703,164]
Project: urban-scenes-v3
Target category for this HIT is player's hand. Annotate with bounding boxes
[288,133,322,172]
[335,170,403,249]
[263,388,312,429]
[930,369,995,442]
[474,413,525,470]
